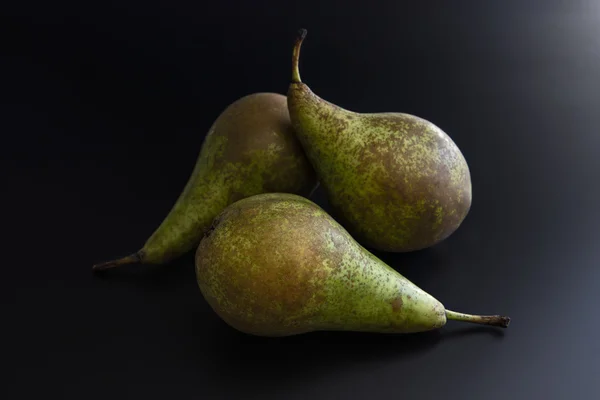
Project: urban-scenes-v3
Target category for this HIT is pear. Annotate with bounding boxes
[93,93,317,271]
[195,193,509,336]
[287,29,472,253]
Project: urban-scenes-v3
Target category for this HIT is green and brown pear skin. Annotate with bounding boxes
[287,29,472,253]
[93,93,317,271]
[195,193,509,337]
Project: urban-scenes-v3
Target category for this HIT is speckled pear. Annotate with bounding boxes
[287,29,472,253]
[93,93,317,271]
[195,193,509,336]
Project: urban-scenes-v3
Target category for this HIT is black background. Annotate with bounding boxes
[4,1,600,399]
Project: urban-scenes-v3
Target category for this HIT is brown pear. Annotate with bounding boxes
[287,29,472,253]
[196,193,509,337]
[93,93,317,271]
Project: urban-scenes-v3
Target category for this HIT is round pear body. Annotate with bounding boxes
[94,93,317,271]
[287,31,472,252]
[195,193,448,337]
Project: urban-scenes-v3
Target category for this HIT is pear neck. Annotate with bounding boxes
[290,85,354,145]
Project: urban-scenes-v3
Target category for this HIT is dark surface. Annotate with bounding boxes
[3,1,600,399]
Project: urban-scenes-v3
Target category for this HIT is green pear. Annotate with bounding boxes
[195,193,509,336]
[287,29,472,253]
[93,93,317,271]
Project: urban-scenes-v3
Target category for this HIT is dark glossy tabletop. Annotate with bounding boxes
[4,1,600,399]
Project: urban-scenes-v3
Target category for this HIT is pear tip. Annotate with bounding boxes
[498,316,511,328]
[291,28,307,83]
[445,310,511,328]
[297,28,307,41]
[92,252,141,272]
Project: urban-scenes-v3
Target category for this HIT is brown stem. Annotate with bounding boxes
[445,310,511,328]
[291,28,307,83]
[92,252,141,272]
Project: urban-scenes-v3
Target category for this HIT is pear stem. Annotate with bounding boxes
[92,252,141,272]
[445,310,510,328]
[291,28,307,83]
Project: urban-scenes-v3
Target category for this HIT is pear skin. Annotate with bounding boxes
[93,93,317,271]
[195,193,509,337]
[287,29,472,253]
